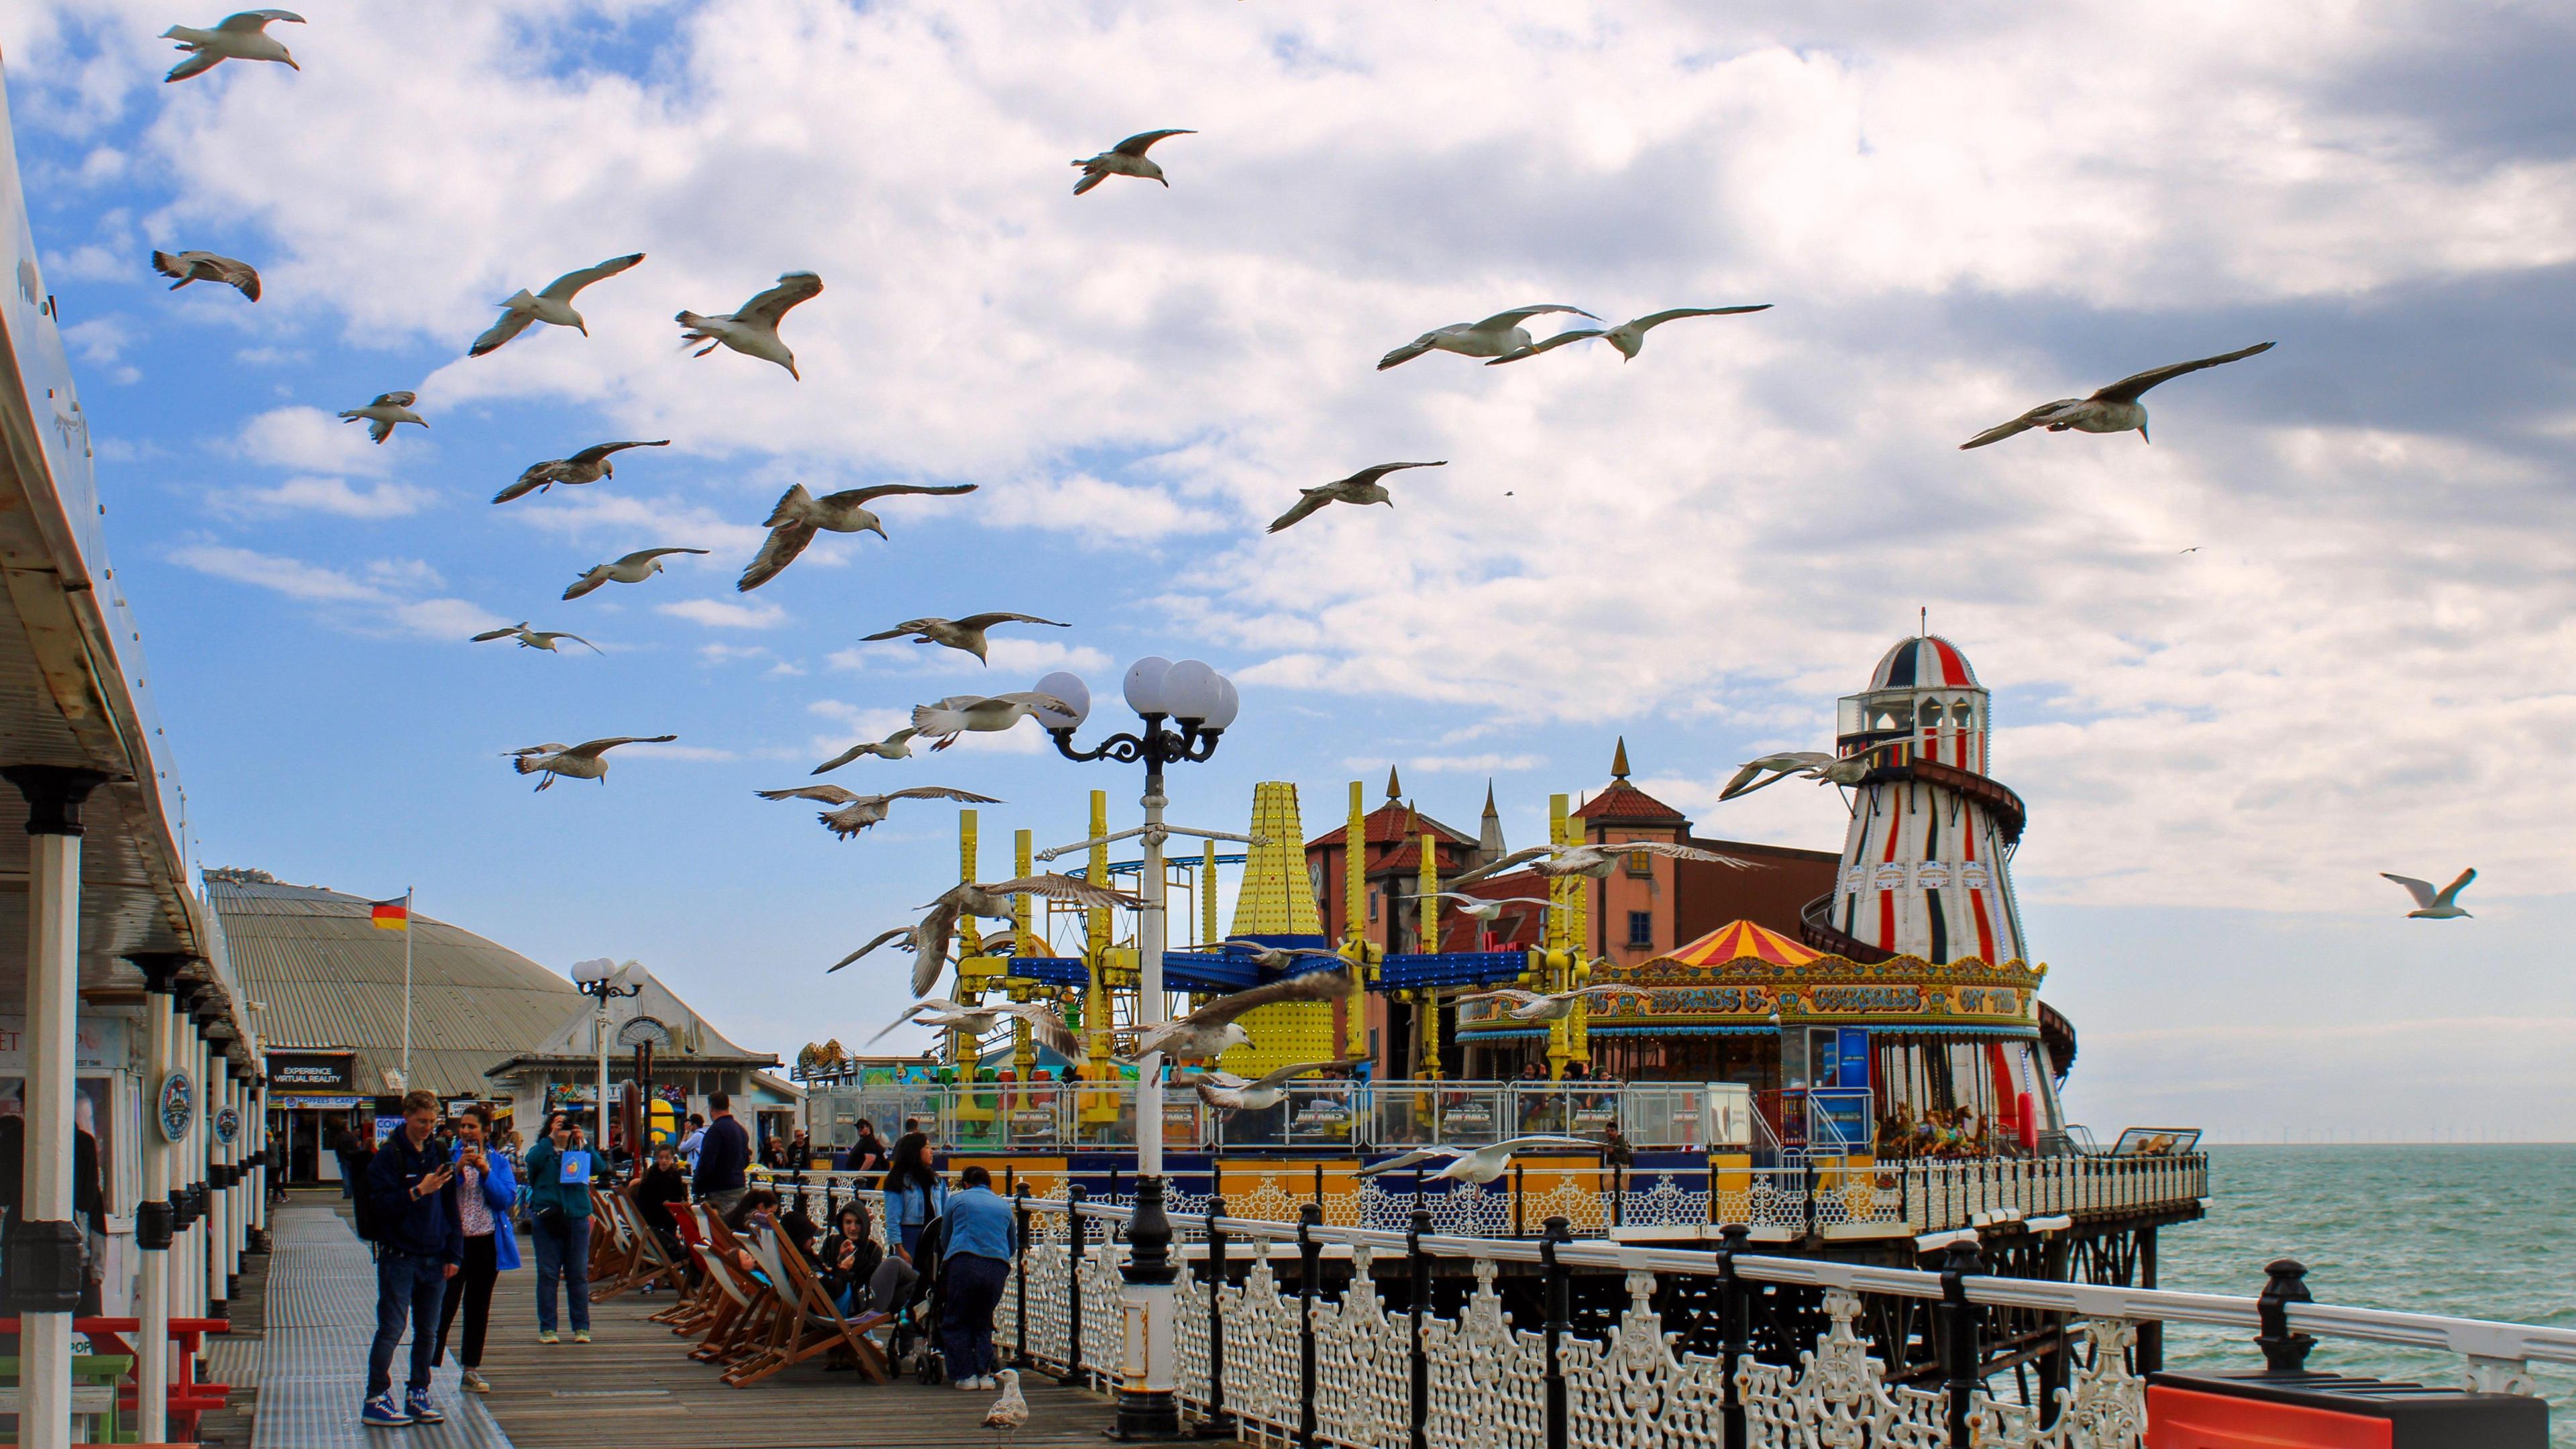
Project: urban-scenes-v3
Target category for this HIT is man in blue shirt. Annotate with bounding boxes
[937,1164,1016,1391]
[360,1090,463,1427]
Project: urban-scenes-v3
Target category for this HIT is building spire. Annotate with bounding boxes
[1477,780,1506,867]
[1611,737,1631,781]
[1385,764,1403,802]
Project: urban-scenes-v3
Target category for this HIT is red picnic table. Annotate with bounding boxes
[0,1316,231,1442]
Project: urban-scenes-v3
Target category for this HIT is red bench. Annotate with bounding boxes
[0,1316,231,1442]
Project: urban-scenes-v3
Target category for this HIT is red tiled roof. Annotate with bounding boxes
[1363,838,1478,877]
[1570,780,1687,824]
[1306,800,1475,850]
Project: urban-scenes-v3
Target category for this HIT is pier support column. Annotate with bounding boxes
[127,953,193,1444]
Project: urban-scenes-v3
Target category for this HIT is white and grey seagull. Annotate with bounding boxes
[1453,977,1631,1024]
[1121,965,1355,1061]
[1071,129,1195,195]
[831,873,1141,997]
[676,270,822,379]
[1960,342,2275,449]
[1488,305,1771,365]
[812,727,922,773]
[1357,1136,1600,1185]
[1452,840,1750,888]
[504,735,676,792]
[1400,891,1554,926]
[337,390,424,445]
[1717,737,1916,801]
[162,11,303,83]
[1200,938,1348,974]
[2381,869,2475,920]
[468,253,645,357]
[1183,1061,1350,1115]
[150,249,260,301]
[910,692,1077,751]
[737,482,979,592]
[867,998,1079,1061]
[859,613,1070,665]
[469,622,600,655]
[1267,461,1444,534]
[492,439,669,504]
[561,547,708,600]
[1377,307,1596,370]
[753,783,1000,840]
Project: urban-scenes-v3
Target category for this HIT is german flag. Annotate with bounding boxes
[369,898,410,932]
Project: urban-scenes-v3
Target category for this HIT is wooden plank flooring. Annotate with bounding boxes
[472,1259,1142,1449]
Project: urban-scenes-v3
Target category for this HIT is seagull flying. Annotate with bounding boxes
[150,250,260,301]
[1401,891,1554,925]
[676,270,822,378]
[1377,307,1597,370]
[492,439,670,504]
[468,253,645,357]
[1267,461,1444,534]
[504,735,675,792]
[1357,1136,1600,1185]
[562,547,708,600]
[1487,305,1771,365]
[812,728,921,773]
[1717,738,1916,801]
[1184,1060,1348,1114]
[1454,979,1630,1024]
[1071,129,1195,195]
[1122,965,1355,1061]
[830,874,1140,997]
[754,783,1002,840]
[162,10,303,83]
[337,390,424,445]
[469,622,600,655]
[859,613,1069,665]
[868,999,1079,1062]
[1960,342,2275,449]
[1199,938,1349,974]
[2381,869,2475,920]
[910,692,1076,751]
[737,482,978,592]
[1452,841,1750,889]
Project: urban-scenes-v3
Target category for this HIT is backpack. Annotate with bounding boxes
[352,1144,386,1242]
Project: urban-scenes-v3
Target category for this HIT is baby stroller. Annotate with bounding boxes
[895,1213,951,1385]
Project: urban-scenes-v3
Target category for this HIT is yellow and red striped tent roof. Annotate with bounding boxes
[1658,919,1818,967]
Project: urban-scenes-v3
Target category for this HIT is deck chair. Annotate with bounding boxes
[724,1228,893,1387]
[652,1201,720,1328]
[592,1187,688,1300]
[712,1224,802,1385]
[688,1213,771,1366]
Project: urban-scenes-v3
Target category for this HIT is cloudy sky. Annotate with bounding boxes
[5,0,2570,1140]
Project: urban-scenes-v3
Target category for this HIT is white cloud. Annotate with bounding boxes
[62,315,131,364]
[211,475,435,519]
[658,598,787,630]
[232,405,400,476]
[1344,752,1547,775]
[168,543,502,639]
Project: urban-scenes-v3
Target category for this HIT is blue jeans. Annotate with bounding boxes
[367,1249,448,1399]
[940,1254,1010,1380]
[533,1215,592,1332]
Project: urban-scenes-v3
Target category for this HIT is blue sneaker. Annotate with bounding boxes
[407,1388,446,1424]
[360,1393,413,1426]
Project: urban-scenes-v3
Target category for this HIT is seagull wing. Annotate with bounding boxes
[566,438,671,467]
[172,252,261,301]
[469,308,536,356]
[737,523,816,592]
[1343,460,1446,488]
[532,631,603,654]
[2434,867,2476,906]
[469,625,525,643]
[860,619,942,641]
[1448,846,1554,888]
[1453,989,1544,1008]
[1376,331,1444,370]
[2092,341,2275,403]
[997,1002,1081,1061]
[1958,401,2072,451]
[219,11,305,31]
[881,786,1006,804]
[561,568,610,600]
[951,612,1069,631]
[1249,1059,1345,1089]
[1627,841,1752,867]
[1487,1135,1601,1157]
[2379,873,2438,909]
[1180,965,1354,1030]
[1112,129,1195,156]
[1265,488,1339,534]
[491,466,555,504]
[1356,1147,1452,1177]
[1471,304,1598,331]
[758,785,864,805]
[991,692,1074,714]
[811,743,873,774]
[616,547,710,566]
[863,1000,938,1044]
[1717,761,1777,800]
[824,482,981,507]
[372,390,417,409]
[563,734,676,759]
[1485,328,1603,365]
[980,873,1141,910]
[911,902,963,996]
[537,252,645,303]
[828,928,914,972]
[739,271,824,329]
[1628,305,1772,331]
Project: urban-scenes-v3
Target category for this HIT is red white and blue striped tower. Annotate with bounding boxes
[1820,635,2031,965]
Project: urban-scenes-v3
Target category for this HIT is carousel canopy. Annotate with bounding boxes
[1657,919,1818,968]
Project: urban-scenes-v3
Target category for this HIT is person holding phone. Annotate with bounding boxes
[521,1110,602,1344]
[358,1090,464,1428]
[431,1104,519,1393]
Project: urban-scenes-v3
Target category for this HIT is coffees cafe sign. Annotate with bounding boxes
[266,1051,356,1094]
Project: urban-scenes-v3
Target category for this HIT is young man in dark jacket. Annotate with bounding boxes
[360,1089,463,1427]
[690,1090,751,1216]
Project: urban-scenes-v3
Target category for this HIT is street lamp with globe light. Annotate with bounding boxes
[570,959,641,1170]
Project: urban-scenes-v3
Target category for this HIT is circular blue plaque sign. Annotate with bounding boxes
[158,1070,197,1144]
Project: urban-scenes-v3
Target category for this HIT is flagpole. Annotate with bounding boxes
[400,886,415,1089]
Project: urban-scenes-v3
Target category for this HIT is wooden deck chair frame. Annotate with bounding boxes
[663,1203,733,1339]
[717,1225,800,1385]
[725,1228,892,1387]
[651,1201,719,1328]
[592,1187,688,1300]
[691,1214,772,1365]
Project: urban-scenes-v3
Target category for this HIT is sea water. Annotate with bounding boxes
[2158,1145,2575,1446]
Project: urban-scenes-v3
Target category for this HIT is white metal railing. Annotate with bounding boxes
[988,1195,2571,1449]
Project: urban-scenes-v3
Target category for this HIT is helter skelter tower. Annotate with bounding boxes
[1809,635,2031,966]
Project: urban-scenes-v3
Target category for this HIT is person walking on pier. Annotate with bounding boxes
[523,1112,603,1344]
[359,1089,462,1428]
[432,1104,520,1394]
[883,1130,946,1263]
[937,1164,1015,1391]
[693,1091,751,1217]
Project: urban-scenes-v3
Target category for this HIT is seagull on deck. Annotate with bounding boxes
[1960,342,2275,449]
[737,482,978,591]
[504,735,675,791]
[562,547,707,600]
[150,250,260,301]
[869,1000,1079,1062]
[1487,305,1771,365]
[2381,869,2475,920]
[910,692,1075,751]
[337,390,424,445]
[492,439,669,504]
[1400,891,1554,926]
[812,728,921,773]
[1454,979,1631,1024]
[1377,307,1596,370]
[676,270,822,378]
[1358,1136,1601,1186]
[982,1369,1028,1438]
[1071,129,1195,195]
[468,253,645,357]
[859,613,1069,665]
[162,11,303,83]
[831,874,1140,997]
[1121,965,1356,1061]
[1267,461,1444,534]
[753,783,1000,840]
[1182,1061,1350,1115]
[1452,841,1749,888]
[470,622,600,654]
[1717,738,1915,801]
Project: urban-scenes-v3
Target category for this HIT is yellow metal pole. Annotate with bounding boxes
[1085,790,1112,1082]
[1012,828,1036,1099]
[1344,780,1368,1061]
[1417,826,1440,1080]
[1201,838,1219,949]
[954,809,981,1077]
[1547,794,1571,1082]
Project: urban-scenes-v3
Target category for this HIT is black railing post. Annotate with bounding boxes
[1201,1198,1232,1437]
[1542,1216,1572,1449]
[1803,1155,1819,1239]
[1013,1184,1032,1368]
[1611,1159,1625,1230]
[1297,1203,1322,1449]
[1063,1183,1088,1386]
[1938,1236,1986,1449]
[1513,1163,1526,1238]
[2137,1224,2164,1373]
[2255,1258,2316,1374]
[1407,1205,1432,1449]
[1717,1222,1752,1449]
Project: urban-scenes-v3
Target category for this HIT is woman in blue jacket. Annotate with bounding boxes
[432,1105,520,1394]
[881,1131,947,1263]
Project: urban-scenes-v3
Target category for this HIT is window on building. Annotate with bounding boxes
[1309,860,1328,908]
[1368,887,1379,922]
[1625,847,1655,877]
[1627,910,1653,948]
